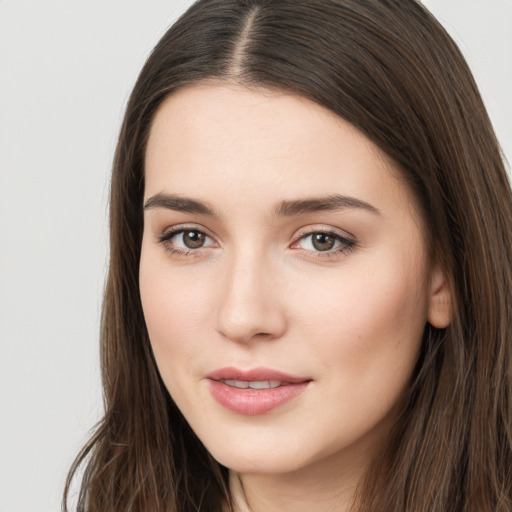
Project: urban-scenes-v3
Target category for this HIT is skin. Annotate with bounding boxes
[139,83,451,512]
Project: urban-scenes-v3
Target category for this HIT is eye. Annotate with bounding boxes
[293,230,355,254]
[176,230,209,249]
[157,227,216,253]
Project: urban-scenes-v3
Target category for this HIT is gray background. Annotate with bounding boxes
[0,1,510,511]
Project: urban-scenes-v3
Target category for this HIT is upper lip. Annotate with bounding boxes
[205,366,310,383]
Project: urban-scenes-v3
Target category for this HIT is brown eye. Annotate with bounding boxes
[312,233,335,251]
[182,230,206,249]
[294,230,355,255]
[158,228,215,253]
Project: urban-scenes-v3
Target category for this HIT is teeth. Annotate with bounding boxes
[223,379,249,389]
[220,380,282,389]
[248,380,281,389]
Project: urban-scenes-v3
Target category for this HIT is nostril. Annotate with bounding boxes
[215,302,287,344]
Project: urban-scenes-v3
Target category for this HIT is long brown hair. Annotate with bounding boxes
[63,1,512,510]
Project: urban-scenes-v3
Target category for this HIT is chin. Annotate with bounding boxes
[212,449,309,475]
[197,427,325,475]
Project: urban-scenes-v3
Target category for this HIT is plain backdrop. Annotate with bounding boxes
[0,1,510,511]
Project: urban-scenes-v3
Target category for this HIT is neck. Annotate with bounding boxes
[228,454,366,512]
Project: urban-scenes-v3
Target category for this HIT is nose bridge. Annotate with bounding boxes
[215,245,286,343]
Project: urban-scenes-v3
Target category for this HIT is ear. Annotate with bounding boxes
[427,265,452,328]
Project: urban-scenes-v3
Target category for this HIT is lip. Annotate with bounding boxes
[205,366,311,415]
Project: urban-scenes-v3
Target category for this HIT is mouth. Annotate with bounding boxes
[205,367,311,415]
[218,379,291,389]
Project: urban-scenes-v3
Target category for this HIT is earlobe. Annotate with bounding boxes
[427,266,452,328]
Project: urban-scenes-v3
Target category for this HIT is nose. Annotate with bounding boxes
[215,252,288,344]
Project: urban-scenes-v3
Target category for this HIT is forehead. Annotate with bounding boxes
[144,83,416,221]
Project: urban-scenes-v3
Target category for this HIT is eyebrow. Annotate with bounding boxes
[143,192,380,218]
[144,193,218,217]
[273,194,380,217]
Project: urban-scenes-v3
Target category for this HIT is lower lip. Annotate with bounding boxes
[207,380,310,415]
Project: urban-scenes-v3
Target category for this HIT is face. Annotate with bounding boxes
[140,84,449,479]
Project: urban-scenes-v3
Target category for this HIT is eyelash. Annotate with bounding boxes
[156,226,357,259]
[291,229,356,259]
[156,226,216,257]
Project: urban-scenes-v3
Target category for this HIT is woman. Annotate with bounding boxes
[64,0,512,510]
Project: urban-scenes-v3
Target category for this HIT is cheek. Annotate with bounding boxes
[283,264,428,449]
[290,256,429,381]
[139,251,215,378]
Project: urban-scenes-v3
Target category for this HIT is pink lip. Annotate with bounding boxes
[205,367,311,416]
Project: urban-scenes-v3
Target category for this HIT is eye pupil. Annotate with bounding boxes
[312,233,335,251]
[184,230,205,249]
